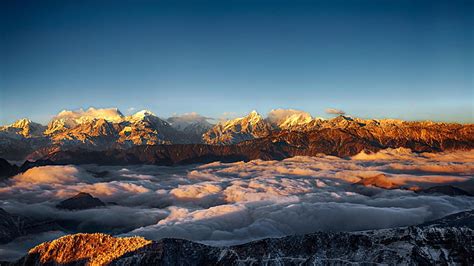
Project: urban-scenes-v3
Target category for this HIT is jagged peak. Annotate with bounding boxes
[334,115,354,121]
[217,110,264,127]
[244,110,263,122]
[127,110,166,125]
[248,110,259,117]
[0,118,45,137]
[9,118,32,127]
[328,115,357,124]
[2,118,44,129]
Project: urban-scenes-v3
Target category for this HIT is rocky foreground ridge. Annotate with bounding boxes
[1,108,473,161]
[7,210,474,265]
[0,208,60,245]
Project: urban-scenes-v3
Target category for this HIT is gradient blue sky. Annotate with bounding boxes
[1,0,472,125]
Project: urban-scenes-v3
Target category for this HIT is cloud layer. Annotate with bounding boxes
[1,148,473,260]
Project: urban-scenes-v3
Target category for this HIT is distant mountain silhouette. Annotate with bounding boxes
[56,192,106,210]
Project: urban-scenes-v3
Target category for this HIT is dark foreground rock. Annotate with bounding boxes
[0,159,18,179]
[11,210,474,265]
[12,227,474,265]
[0,208,60,245]
[0,158,57,179]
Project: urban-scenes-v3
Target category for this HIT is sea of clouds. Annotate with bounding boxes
[1,148,473,260]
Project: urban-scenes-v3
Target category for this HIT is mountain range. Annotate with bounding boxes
[1,108,473,162]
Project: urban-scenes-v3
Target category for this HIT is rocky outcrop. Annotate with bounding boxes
[56,193,106,210]
[14,210,474,265]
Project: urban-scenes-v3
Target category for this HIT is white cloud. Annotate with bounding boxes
[12,165,88,185]
[325,108,345,115]
[267,109,312,125]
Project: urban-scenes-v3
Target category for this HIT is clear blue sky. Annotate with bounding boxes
[1,0,472,124]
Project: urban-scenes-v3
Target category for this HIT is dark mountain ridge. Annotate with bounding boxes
[10,210,474,265]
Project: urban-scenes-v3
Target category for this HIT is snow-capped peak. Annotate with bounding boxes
[130,110,156,120]
[9,118,33,128]
[0,118,46,137]
[248,110,259,117]
[203,110,271,145]
[45,108,125,135]
[279,113,313,129]
[221,110,264,129]
[125,110,173,129]
[244,110,263,124]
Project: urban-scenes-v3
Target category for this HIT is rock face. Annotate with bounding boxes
[56,193,106,210]
[14,210,474,265]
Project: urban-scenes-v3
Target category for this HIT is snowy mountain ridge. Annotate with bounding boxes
[202,110,272,145]
[1,107,473,160]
